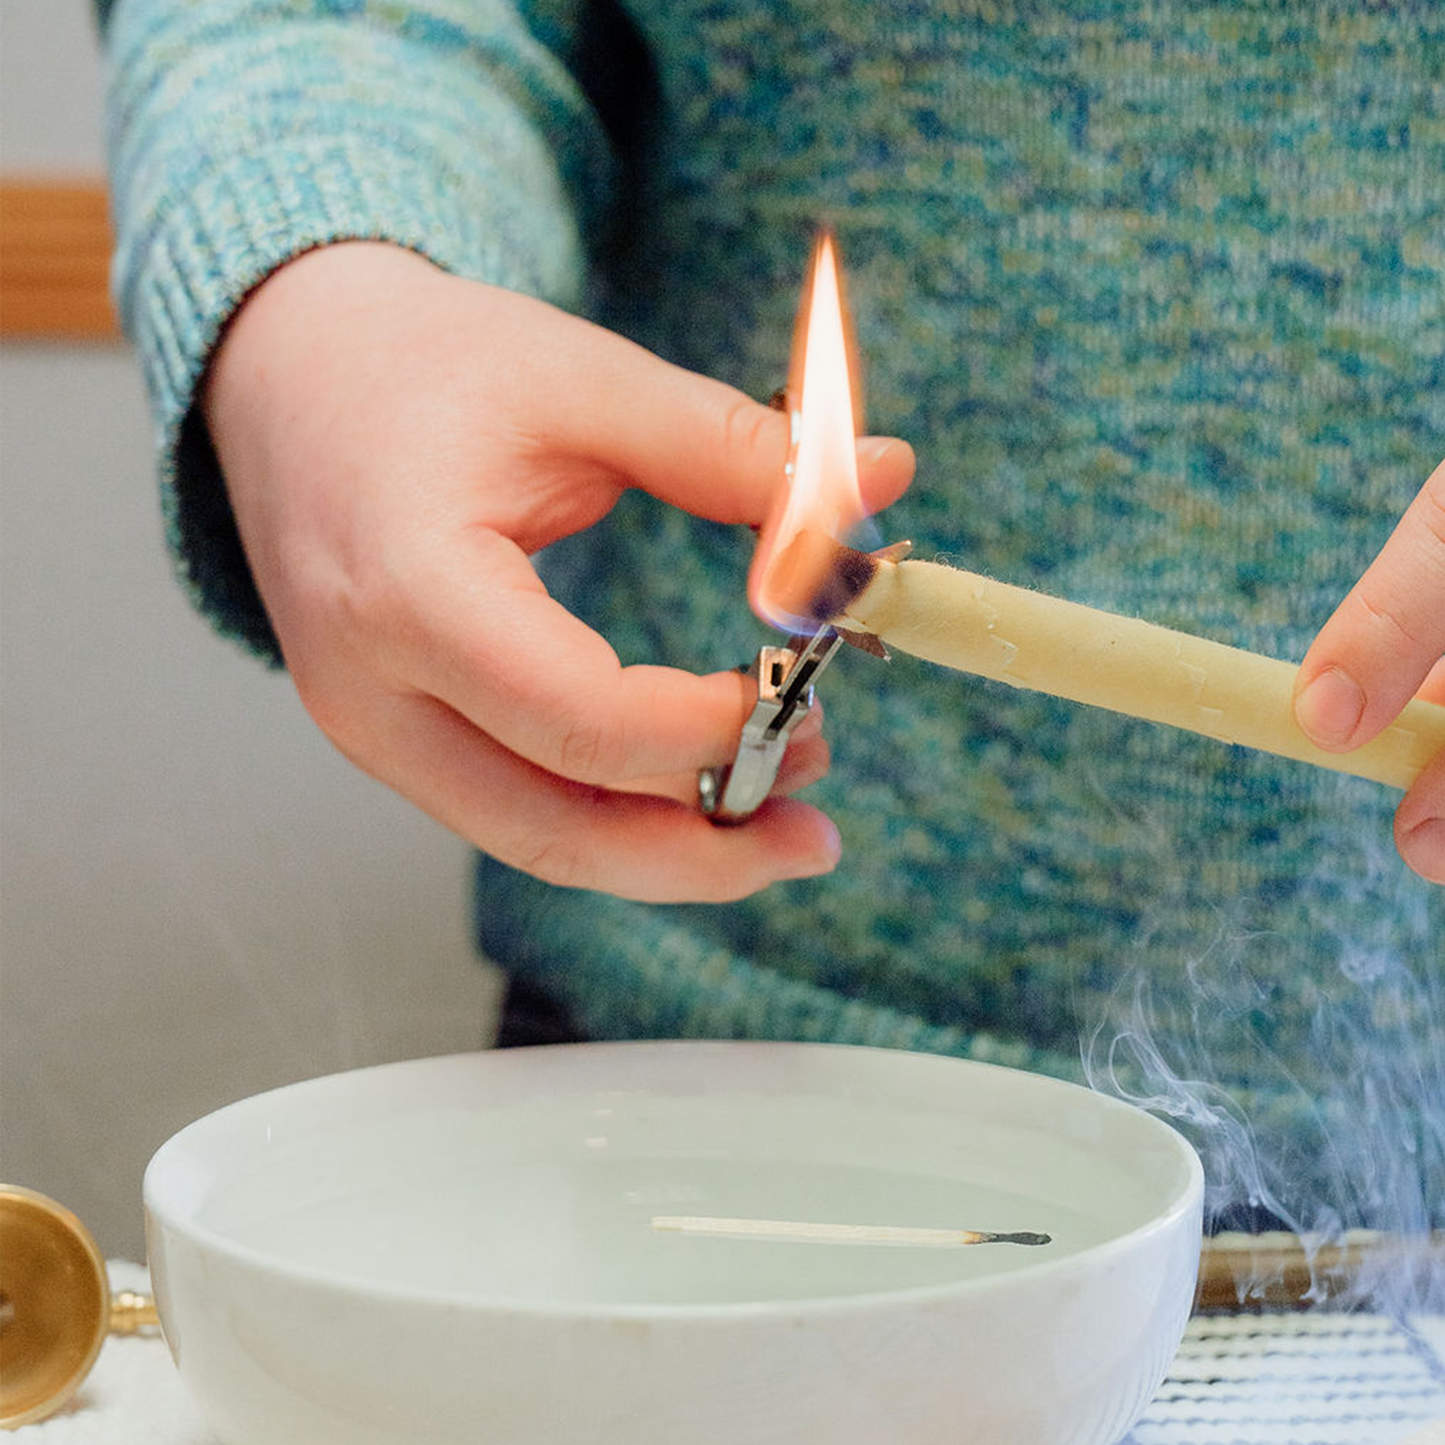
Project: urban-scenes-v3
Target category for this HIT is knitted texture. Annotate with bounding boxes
[101,0,1445,1231]
[99,0,613,659]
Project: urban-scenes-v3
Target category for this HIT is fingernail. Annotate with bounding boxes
[1400,817,1445,885]
[1296,667,1365,748]
[785,817,841,878]
[859,436,903,466]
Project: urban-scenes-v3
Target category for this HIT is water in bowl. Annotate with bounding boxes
[196,1088,1136,1308]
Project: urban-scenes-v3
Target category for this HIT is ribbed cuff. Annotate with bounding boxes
[122,134,588,662]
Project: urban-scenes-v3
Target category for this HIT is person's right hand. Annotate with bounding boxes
[204,242,914,902]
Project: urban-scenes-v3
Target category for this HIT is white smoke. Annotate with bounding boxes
[1081,800,1444,1316]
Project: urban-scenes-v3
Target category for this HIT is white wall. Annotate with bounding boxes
[1,1,500,1259]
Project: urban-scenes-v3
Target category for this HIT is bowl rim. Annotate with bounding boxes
[144,1040,1204,1323]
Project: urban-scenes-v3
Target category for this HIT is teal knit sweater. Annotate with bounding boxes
[98,0,1443,1235]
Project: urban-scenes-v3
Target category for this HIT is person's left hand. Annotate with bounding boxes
[204,244,916,903]
[1294,457,1445,884]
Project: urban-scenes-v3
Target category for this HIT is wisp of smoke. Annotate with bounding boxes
[1081,799,1444,1317]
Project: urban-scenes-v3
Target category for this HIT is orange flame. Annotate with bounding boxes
[748,232,866,631]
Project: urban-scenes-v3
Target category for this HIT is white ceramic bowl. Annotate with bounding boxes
[145,1042,1202,1445]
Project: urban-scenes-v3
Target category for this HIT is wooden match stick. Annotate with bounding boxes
[766,531,1445,791]
[650,1215,1051,1247]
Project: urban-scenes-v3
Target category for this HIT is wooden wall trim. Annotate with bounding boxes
[0,179,120,341]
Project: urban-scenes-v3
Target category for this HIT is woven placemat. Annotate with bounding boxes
[1125,1311,1445,1445]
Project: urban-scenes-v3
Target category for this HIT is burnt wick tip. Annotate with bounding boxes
[985,1231,1052,1247]
[767,529,881,623]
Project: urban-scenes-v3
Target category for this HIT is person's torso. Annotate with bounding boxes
[512,1,1443,1221]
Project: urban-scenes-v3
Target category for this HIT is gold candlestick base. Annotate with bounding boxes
[0,1185,158,1430]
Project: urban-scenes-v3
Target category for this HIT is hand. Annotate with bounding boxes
[1295,457,1445,884]
[204,243,914,902]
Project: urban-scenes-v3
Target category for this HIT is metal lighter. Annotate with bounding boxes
[698,627,844,823]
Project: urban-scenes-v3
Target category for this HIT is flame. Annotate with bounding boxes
[748,232,866,631]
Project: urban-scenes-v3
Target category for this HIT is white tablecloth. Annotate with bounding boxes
[10,1265,208,1445]
[13,1264,1445,1445]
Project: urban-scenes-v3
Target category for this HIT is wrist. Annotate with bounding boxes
[203,241,445,436]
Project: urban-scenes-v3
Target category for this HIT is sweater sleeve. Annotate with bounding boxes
[96,0,617,662]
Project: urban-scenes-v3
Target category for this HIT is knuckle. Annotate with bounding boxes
[549,696,635,780]
[290,667,364,758]
[278,587,408,754]
[1353,586,1427,653]
[510,829,588,889]
[287,661,329,725]
[720,393,786,472]
[1353,586,1402,634]
[553,711,625,783]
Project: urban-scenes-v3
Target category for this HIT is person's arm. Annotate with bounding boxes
[99,0,612,659]
[1295,457,1445,884]
[98,1,913,901]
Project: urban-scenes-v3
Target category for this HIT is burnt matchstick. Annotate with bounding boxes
[650,1215,1051,1248]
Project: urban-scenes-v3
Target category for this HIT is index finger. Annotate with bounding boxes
[578,358,916,526]
[1296,457,1445,750]
[498,300,915,528]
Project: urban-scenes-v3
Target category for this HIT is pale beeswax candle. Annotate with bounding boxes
[838,558,1445,791]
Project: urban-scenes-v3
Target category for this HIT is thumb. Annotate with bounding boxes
[1295,457,1445,750]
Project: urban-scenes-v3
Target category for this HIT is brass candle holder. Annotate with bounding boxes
[0,1185,158,1429]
